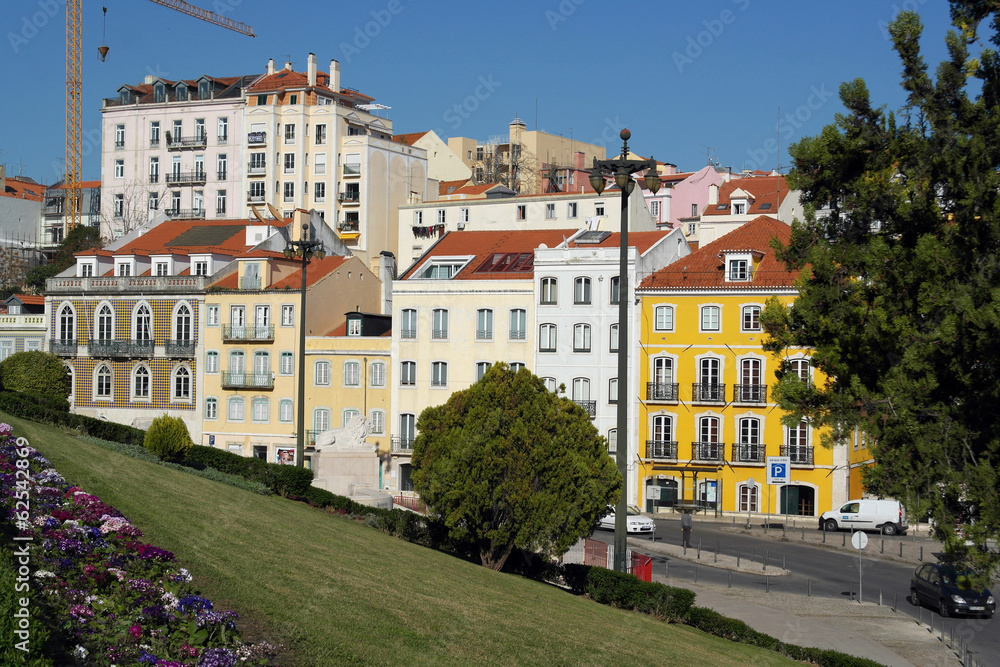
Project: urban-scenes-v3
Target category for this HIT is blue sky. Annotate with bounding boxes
[2,0,956,185]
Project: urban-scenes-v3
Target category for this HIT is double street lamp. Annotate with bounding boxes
[283,221,326,468]
[590,129,663,572]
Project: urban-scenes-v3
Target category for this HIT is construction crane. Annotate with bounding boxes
[65,1,254,231]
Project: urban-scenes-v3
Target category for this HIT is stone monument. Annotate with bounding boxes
[311,414,391,509]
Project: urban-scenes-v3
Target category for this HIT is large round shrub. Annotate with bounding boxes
[0,350,71,399]
[144,414,194,463]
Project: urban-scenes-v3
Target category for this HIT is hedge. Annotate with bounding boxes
[185,445,314,497]
[584,566,695,622]
[0,391,145,446]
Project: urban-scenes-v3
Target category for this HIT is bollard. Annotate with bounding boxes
[881,538,884,554]
[801,527,805,541]
[766,574,769,593]
[728,569,731,588]
[823,530,826,544]
[694,566,698,583]
[737,551,741,568]
[783,522,786,538]
[732,516,735,526]
[893,593,897,612]
[879,588,882,606]
[920,545,923,561]
[715,541,719,564]
[665,560,669,578]
[808,579,811,597]
[842,532,846,547]
[683,544,687,556]
[900,542,903,557]
[764,550,768,572]
[782,554,786,569]
[697,538,702,560]
[750,548,754,563]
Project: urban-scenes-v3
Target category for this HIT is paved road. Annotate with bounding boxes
[592,516,999,666]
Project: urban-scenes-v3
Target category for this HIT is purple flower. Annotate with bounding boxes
[178,595,213,613]
[197,648,238,667]
[68,604,94,622]
[138,650,159,664]
[195,609,238,629]
[142,604,170,622]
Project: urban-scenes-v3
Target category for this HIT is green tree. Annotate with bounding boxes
[411,364,620,570]
[144,414,194,463]
[0,351,70,400]
[762,3,1000,577]
[24,225,101,291]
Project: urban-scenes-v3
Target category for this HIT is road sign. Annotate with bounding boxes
[208,434,215,446]
[851,531,869,550]
[766,456,790,485]
[647,485,661,500]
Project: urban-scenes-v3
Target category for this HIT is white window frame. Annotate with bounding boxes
[315,360,331,386]
[700,305,721,332]
[343,360,361,386]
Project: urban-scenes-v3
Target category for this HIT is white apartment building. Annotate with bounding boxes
[532,228,689,504]
[101,54,430,270]
[396,189,655,269]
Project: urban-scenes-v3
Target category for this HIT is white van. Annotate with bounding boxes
[819,499,908,535]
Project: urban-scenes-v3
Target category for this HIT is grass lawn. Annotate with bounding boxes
[10,413,800,667]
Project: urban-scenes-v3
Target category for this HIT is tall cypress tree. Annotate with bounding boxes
[763,2,1000,576]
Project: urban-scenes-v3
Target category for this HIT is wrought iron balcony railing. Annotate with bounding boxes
[49,339,78,357]
[89,339,154,358]
[573,399,596,417]
[691,441,724,462]
[646,382,679,402]
[731,443,766,463]
[645,440,677,460]
[692,383,726,403]
[164,339,196,357]
[734,384,767,404]
[781,445,814,465]
[222,324,274,342]
[221,371,273,389]
[391,435,414,453]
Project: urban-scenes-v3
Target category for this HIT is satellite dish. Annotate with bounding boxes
[250,206,266,224]
[266,203,282,220]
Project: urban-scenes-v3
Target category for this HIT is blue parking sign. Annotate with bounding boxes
[766,456,790,484]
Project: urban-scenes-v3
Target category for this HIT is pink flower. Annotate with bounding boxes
[129,624,142,638]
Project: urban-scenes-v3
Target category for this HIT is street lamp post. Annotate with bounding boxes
[283,221,326,468]
[590,129,662,572]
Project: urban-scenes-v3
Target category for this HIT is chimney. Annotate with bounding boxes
[307,53,317,87]
[284,61,292,71]
[329,59,340,92]
[266,58,275,75]
[708,183,719,205]
[144,74,155,84]
[574,151,585,170]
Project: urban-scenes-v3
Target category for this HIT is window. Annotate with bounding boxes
[115,124,125,148]
[572,378,591,403]
[149,156,159,182]
[649,199,660,218]
[573,277,591,305]
[229,350,245,375]
[134,304,151,340]
[250,152,266,173]
[370,410,385,434]
[399,414,416,444]
[691,203,698,217]
[400,361,416,386]
[314,182,326,202]
[281,304,294,326]
[539,323,557,352]
[218,117,228,142]
[284,153,295,173]
[545,203,555,219]
[315,124,327,145]
[437,209,446,224]
[400,308,416,339]
[150,121,160,146]
[608,378,618,404]
[476,309,493,340]
[174,304,192,341]
[414,210,423,225]
[193,189,204,215]
[314,153,326,175]
[431,361,448,387]
[568,202,577,218]
[789,358,810,383]
[654,305,674,331]
[609,323,619,352]
[228,396,244,421]
[516,204,526,221]
[344,361,360,386]
[595,202,605,216]
[652,357,674,399]
[369,361,385,387]
[206,304,219,325]
[80,264,93,277]
[460,208,469,223]
[652,415,673,446]
[508,309,526,339]
[217,154,228,180]
[113,194,123,219]
[173,366,191,400]
[256,94,268,105]
[732,202,746,215]
[610,276,620,305]
[206,350,219,374]
[252,397,269,422]
[696,416,721,460]
[132,366,150,399]
[729,259,749,281]
[58,305,75,341]
[154,262,168,276]
[607,428,618,454]
[739,484,759,512]
[701,305,720,332]
[697,357,723,402]
[573,323,591,352]
[313,409,331,433]
[476,362,491,381]
[787,420,811,463]
[95,365,112,398]
[742,305,761,331]
[205,397,218,420]
[172,119,182,142]
[216,189,227,215]
[148,191,159,210]
[96,304,114,340]
[288,94,298,105]
[540,277,557,305]
[284,123,295,143]
[432,309,448,339]
[510,362,525,373]
[279,399,293,422]
[346,317,361,337]
[283,181,294,202]
[280,351,294,375]
[315,360,331,385]
[542,377,557,393]
[687,222,697,236]
[195,118,206,141]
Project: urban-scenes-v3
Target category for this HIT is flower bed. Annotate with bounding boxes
[0,424,280,666]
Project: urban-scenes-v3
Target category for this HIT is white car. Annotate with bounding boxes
[598,505,655,534]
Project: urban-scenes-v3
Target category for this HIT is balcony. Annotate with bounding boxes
[239,275,261,290]
[400,329,416,339]
[221,371,273,390]
[306,430,320,447]
[218,134,228,146]
[43,202,64,216]
[476,329,493,340]
[167,135,207,150]
[222,324,274,342]
[247,131,266,145]
[47,275,209,294]
[248,165,266,176]
[646,382,679,402]
[691,441,724,463]
[338,221,360,233]
[573,399,596,418]
[733,384,767,404]
[338,191,360,203]
[49,339,78,357]
[247,192,265,203]
[731,443,765,464]
[217,170,227,181]
[781,445,814,466]
[164,339,196,357]
[645,440,677,460]
[165,208,205,219]
[165,171,207,185]
[692,383,726,404]
[149,174,159,184]
[391,435,414,453]
[343,163,361,176]
[89,339,154,359]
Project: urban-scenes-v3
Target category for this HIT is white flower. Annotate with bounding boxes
[73,645,88,659]
[34,570,55,579]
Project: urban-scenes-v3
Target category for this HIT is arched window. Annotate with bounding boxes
[174,303,192,342]
[58,304,75,341]
[649,415,674,459]
[696,416,721,461]
[96,304,114,340]
[540,277,557,305]
[574,277,591,304]
[134,303,152,341]
[737,358,764,403]
[173,366,191,400]
[95,365,112,398]
[789,358,810,383]
[737,417,762,462]
[132,365,150,399]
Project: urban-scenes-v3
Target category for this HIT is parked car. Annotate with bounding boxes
[598,505,655,534]
[910,563,996,618]
[819,498,908,535]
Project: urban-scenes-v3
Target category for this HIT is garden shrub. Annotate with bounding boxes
[0,391,145,446]
[585,567,695,622]
[143,414,194,463]
[185,445,313,496]
[0,351,70,400]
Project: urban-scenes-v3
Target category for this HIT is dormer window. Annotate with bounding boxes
[347,316,362,336]
[416,256,472,280]
[176,84,188,101]
[154,82,165,103]
[732,201,747,215]
[119,89,131,105]
[729,259,749,281]
[198,80,210,100]
[723,251,758,282]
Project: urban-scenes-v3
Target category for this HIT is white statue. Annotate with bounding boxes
[314,414,374,452]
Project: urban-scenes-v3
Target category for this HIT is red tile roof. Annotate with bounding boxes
[638,216,797,290]
[438,179,471,196]
[2,178,44,202]
[269,255,351,289]
[566,230,674,255]
[76,219,258,258]
[13,294,44,306]
[702,174,789,217]
[393,132,429,146]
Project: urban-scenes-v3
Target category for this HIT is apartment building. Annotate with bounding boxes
[42,181,102,249]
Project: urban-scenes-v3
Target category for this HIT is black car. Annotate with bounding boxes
[910,563,996,618]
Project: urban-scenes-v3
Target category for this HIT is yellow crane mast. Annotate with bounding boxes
[65,0,254,230]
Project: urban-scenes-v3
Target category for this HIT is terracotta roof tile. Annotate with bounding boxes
[2,177,44,202]
[566,230,674,255]
[393,132,429,146]
[269,255,350,290]
[13,294,44,306]
[702,174,789,217]
[638,216,797,290]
